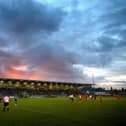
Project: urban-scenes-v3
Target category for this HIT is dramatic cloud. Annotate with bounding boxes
[0,0,65,33]
[0,0,126,88]
[0,0,66,50]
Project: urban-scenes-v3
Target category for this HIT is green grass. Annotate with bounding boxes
[0,97,126,126]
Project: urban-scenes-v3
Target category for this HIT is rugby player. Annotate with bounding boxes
[3,95,10,112]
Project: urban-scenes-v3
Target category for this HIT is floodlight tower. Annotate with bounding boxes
[92,73,95,89]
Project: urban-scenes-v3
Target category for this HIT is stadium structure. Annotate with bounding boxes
[0,78,94,97]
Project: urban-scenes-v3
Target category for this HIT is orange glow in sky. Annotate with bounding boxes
[12,65,28,71]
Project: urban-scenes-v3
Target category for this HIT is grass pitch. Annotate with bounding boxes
[0,97,126,126]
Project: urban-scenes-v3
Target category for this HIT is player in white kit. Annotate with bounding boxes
[3,95,10,112]
[69,94,74,103]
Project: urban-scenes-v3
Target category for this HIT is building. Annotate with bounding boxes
[0,78,94,97]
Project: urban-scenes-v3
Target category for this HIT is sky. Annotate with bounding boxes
[0,0,126,89]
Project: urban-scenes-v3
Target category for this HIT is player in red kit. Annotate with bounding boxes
[99,96,102,103]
